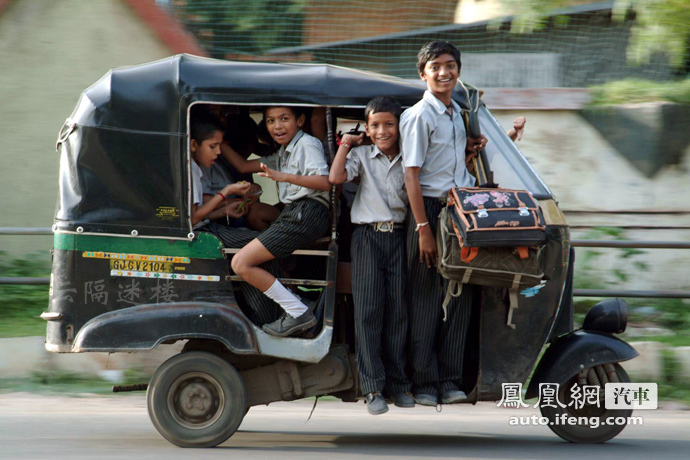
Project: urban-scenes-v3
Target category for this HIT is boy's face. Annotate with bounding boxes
[365,111,399,156]
[191,130,223,168]
[420,53,460,97]
[265,107,305,146]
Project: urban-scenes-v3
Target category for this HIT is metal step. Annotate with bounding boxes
[225,275,331,287]
[222,248,333,256]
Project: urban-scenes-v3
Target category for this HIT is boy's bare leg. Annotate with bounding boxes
[245,203,280,231]
[232,239,316,337]
[232,239,278,291]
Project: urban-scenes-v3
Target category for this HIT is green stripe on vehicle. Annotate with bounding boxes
[53,232,224,259]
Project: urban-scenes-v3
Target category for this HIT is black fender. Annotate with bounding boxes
[72,302,258,354]
[525,330,638,399]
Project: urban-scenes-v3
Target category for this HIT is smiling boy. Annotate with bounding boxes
[400,41,487,406]
[330,96,413,415]
[226,106,331,337]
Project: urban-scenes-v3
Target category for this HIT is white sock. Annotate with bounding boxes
[263,279,308,318]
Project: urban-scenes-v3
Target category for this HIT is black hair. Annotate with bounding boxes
[416,41,461,75]
[262,105,307,120]
[364,96,402,122]
[190,112,225,143]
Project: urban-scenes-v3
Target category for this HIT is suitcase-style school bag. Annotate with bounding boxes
[448,187,546,249]
[436,190,548,329]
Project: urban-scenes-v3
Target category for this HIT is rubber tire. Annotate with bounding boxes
[540,363,632,443]
[147,351,247,448]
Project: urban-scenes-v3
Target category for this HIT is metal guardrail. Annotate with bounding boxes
[570,239,690,298]
[1,228,689,298]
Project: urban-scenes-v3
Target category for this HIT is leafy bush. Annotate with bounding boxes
[0,252,51,336]
[588,78,690,106]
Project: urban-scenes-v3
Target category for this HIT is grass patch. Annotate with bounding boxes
[0,251,50,338]
[588,78,690,106]
[0,369,150,396]
[0,316,46,338]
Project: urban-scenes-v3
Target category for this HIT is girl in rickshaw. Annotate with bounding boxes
[223,106,332,338]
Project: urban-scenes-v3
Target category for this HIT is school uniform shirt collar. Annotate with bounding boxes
[279,129,306,157]
[369,144,402,165]
[423,90,461,115]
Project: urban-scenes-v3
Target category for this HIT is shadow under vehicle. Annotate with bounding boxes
[43,55,638,447]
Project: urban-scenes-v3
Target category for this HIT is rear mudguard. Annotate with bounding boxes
[525,330,638,399]
[72,302,258,354]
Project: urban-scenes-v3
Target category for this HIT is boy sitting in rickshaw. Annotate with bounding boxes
[189,113,284,326]
[224,106,332,337]
[194,105,280,231]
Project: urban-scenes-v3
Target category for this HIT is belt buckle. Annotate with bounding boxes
[375,222,394,232]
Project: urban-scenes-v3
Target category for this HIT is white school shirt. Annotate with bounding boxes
[344,144,407,224]
[262,130,330,205]
[191,161,204,207]
[399,90,475,198]
[191,161,209,229]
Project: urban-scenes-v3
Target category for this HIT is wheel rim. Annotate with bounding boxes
[168,372,225,430]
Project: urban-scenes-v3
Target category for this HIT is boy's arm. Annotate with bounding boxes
[329,133,364,185]
[400,111,437,268]
[220,143,263,174]
[192,182,251,225]
[259,164,331,191]
[405,167,436,268]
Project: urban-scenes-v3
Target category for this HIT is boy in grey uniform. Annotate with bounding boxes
[330,96,414,415]
[400,41,487,406]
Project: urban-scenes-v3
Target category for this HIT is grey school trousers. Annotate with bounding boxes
[351,225,411,396]
[406,198,472,396]
[203,222,282,325]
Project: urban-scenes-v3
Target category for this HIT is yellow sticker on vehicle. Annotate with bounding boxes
[82,252,190,264]
[110,259,173,273]
[110,270,220,282]
[156,206,180,221]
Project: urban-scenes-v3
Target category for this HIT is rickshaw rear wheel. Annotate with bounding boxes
[147,351,247,448]
[540,362,632,443]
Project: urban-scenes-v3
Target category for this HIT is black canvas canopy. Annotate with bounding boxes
[55,55,476,237]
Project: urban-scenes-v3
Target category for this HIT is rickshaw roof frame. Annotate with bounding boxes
[56,54,551,239]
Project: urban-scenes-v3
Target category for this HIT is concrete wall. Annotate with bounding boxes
[492,109,690,292]
[0,0,172,256]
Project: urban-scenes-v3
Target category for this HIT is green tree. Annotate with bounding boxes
[174,0,306,57]
[498,0,690,72]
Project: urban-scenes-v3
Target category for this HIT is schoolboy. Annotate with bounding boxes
[189,113,251,227]
[399,41,487,406]
[226,106,331,337]
[330,96,413,415]
[190,114,283,326]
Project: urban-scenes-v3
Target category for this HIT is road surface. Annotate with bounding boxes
[0,393,688,459]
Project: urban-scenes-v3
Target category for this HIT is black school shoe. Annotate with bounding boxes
[365,393,389,415]
[262,310,317,337]
[414,393,438,406]
[441,389,468,404]
[393,392,416,408]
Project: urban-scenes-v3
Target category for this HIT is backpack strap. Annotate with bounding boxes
[506,274,522,329]
[441,270,472,322]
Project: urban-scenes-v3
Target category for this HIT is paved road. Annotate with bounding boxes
[0,393,689,460]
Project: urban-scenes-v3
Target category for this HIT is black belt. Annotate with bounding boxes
[366,222,405,232]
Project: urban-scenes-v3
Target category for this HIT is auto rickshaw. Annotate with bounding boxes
[43,54,638,447]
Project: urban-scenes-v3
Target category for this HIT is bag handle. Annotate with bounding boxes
[460,246,479,263]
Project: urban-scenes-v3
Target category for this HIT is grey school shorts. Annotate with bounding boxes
[258,197,330,259]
